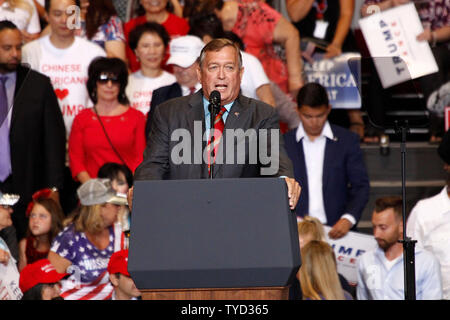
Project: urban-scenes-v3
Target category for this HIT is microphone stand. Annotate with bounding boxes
[350,57,420,301]
[395,120,417,300]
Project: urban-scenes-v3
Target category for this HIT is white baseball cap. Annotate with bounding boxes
[167,35,205,68]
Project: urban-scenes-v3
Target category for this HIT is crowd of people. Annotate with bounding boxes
[0,0,449,300]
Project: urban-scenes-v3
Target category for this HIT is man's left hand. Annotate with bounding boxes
[284,177,301,210]
[328,218,352,239]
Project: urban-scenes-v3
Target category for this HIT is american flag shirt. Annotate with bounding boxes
[51,223,123,300]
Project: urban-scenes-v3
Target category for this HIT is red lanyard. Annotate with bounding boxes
[314,0,328,20]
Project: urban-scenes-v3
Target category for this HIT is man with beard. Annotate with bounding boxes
[356,196,442,300]
[0,20,65,243]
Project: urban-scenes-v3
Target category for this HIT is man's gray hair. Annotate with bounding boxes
[197,38,243,69]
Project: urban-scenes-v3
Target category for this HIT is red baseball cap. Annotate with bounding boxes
[107,249,130,277]
[19,259,69,293]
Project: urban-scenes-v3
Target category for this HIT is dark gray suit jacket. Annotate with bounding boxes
[135,91,293,180]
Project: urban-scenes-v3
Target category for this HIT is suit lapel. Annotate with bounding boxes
[171,83,182,98]
[223,97,246,130]
[187,91,208,178]
[215,95,249,178]
[295,137,309,213]
[322,127,338,193]
[10,65,29,131]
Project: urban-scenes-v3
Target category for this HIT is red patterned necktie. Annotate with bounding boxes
[189,87,196,95]
[207,106,227,175]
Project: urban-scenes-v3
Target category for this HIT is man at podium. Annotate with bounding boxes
[134,38,300,210]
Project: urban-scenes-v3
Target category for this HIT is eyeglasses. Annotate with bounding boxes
[97,73,120,84]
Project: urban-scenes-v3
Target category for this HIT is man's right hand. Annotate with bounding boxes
[284,177,301,210]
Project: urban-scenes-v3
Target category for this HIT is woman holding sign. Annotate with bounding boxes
[286,0,366,141]
[214,0,304,98]
[362,0,450,143]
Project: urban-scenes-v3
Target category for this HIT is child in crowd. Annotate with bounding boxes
[107,249,141,300]
[18,188,64,271]
[97,162,133,195]
[98,163,133,248]
[20,259,68,300]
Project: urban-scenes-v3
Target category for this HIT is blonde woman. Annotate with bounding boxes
[297,216,326,249]
[0,0,41,42]
[48,179,127,300]
[299,240,353,300]
[290,219,353,299]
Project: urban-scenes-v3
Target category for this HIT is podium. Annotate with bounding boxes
[128,178,301,300]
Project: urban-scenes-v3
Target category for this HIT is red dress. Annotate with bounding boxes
[231,2,289,93]
[68,108,146,179]
[25,237,49,264]
[124,13,190,72]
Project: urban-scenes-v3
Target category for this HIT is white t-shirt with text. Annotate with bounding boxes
[126,70,176,115]
[22,35,106,136]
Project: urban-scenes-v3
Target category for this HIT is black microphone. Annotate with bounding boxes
[208,90,221,113]
[208,90,221,179]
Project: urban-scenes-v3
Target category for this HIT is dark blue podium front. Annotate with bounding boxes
[128,178,301,290]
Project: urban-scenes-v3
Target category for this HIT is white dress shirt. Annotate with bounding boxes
[295,121,356,226]
[357,246,442,300]
[181,82,201,97]
[407,186,450,299]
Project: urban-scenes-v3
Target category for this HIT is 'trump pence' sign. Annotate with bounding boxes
[324,226,377,285]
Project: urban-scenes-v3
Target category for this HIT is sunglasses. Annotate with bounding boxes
[97,73,120,84]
